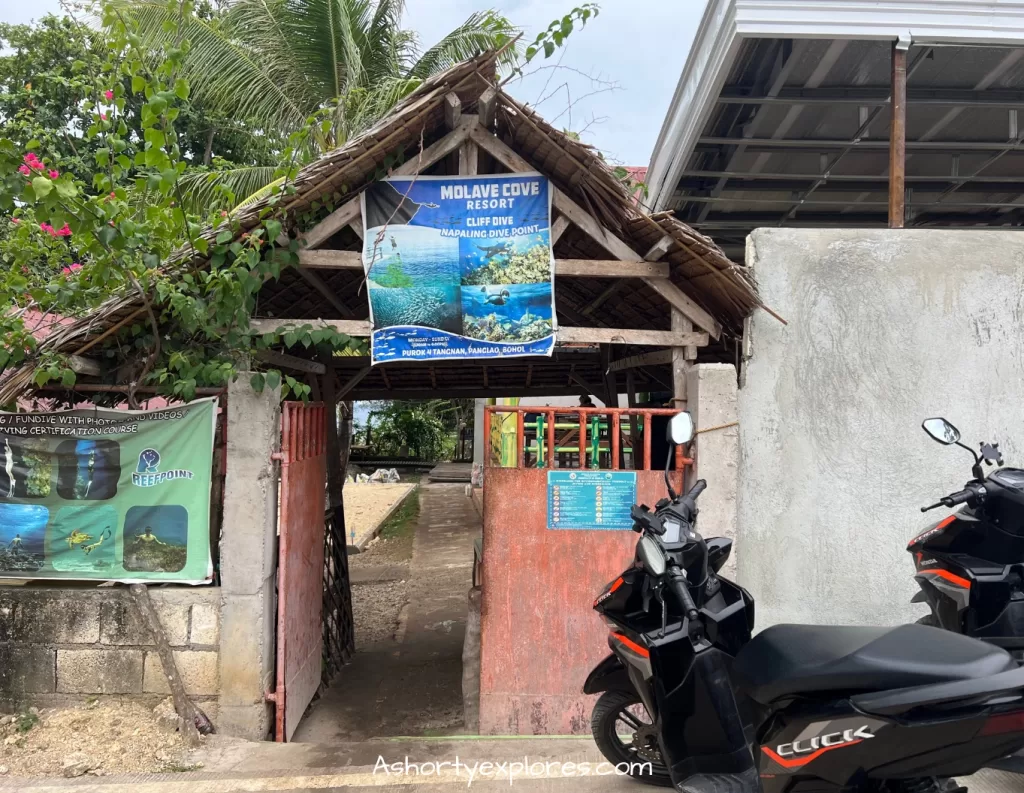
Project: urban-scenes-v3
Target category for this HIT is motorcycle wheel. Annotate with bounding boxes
[591,689,673,787]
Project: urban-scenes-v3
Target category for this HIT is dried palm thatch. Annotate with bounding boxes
[0,49,769,404]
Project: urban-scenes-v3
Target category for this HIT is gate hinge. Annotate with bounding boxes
[264,690,278,702]
[271,452,285,461]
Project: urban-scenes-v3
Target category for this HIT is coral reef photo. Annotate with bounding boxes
[461,283,554,342]
[460,233,552,285]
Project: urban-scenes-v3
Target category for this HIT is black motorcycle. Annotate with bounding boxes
[909,417,1024,658]
[586,412,1024,793]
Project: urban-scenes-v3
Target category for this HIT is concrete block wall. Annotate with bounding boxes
[0,587,220,715]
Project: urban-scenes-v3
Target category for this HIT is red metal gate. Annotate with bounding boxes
[478,406,691,734]
[273,402,327,741]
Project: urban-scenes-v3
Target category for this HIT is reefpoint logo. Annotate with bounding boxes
[131,448,194,487]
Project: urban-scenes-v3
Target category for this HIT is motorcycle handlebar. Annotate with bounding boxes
[687,479,707,500]
[668,566,699,621]
[942,489,975,507]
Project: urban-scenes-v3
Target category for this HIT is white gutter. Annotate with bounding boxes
[647,0,1024,212]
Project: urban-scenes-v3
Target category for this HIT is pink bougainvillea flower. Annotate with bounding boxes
[48,169,59,179]
[10,218,20,224]
[104,89,114,100]
[56,223,72,237]
[61,263,82,276]
[99,112,107,121]
[18,165,31,176]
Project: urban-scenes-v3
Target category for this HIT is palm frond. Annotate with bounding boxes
[111,0,317,138]
[407,11,519,79]
[176,165,280,215]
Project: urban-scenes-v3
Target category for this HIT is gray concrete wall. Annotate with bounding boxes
[217,375,281,740]
[738,229,1024,628]
[0,587,219,714]
[687,364,739,577]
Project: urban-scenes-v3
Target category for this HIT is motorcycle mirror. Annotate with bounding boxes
[922,417,960,446]
[668,412,695,445]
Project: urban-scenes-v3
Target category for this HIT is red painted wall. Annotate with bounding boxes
[479,468,680,735]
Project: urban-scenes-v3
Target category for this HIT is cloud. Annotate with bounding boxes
[404,0,701,168]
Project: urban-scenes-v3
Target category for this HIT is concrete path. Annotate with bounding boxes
[9,734,1024,793]
[292,484,479,742]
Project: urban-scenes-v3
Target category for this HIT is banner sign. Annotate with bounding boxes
[361,172,555,364]
[0,398,216,583]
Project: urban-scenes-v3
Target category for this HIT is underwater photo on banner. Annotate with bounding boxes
[0,399,215,583]
[360,172,555,364]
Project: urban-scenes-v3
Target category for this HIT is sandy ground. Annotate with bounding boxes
[344,483,415,546]
[0,701,197,778]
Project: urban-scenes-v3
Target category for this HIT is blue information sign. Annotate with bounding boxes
[547,471,638,530]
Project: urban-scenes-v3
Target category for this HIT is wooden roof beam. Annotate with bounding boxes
[608,349,674,372]
[255,350,327,375]
[467,123,722,341]
[558,327,708,347]
[444,92,462,130]
[298,249,668,278]
[251,318,372,337]
[300,115,478,250]
[478,87,497,129]
[294,267,354,318]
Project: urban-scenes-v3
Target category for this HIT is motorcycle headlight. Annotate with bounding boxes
[638,534,666,577]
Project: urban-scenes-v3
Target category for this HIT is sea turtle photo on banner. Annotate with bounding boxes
[360,172,556,365]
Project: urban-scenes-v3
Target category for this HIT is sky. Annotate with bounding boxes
[0,0,704,168]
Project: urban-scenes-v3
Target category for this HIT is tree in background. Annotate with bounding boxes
[116,0,517,209]
[362,401,454,462]
[115,0,599,211]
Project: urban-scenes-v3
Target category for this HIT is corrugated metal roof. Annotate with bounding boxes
[647,0,1024,259]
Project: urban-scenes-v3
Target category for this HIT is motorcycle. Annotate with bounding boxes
[908,417,1024,659]
[586,411,1024,793]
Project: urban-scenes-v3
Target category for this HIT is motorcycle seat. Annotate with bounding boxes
[732,623,1015,705]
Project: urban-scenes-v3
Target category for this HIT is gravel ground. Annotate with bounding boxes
[351,579,409,645]
[0,701,197,778]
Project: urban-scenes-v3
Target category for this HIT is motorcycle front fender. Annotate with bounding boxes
[583,653,633,695]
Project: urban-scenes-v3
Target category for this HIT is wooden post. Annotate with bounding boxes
[670,308,690,410]
[626,371,638,470]
[611,412,620,470]
[578,410,587,470]
[321,355,343,510]
[889,40,908,229]
[546,408,556,469]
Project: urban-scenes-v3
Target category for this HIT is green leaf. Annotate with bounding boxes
[174,77,190,100]
[264,219,282,244]
[543,41,555,58]
[61,369,76,387]
[265,370,281,391]
[250,372,265,392]
[216,229,232,244]
[97,225,117,247]
[132,75,146,93]
[31,176,53,199]
[55,179,78,201]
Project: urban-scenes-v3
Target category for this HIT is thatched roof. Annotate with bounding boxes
[0,51,766,404]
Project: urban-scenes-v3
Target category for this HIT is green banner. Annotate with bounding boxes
[0,398,216,583]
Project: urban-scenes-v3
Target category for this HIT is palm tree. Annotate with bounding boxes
[118,0,519,209]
